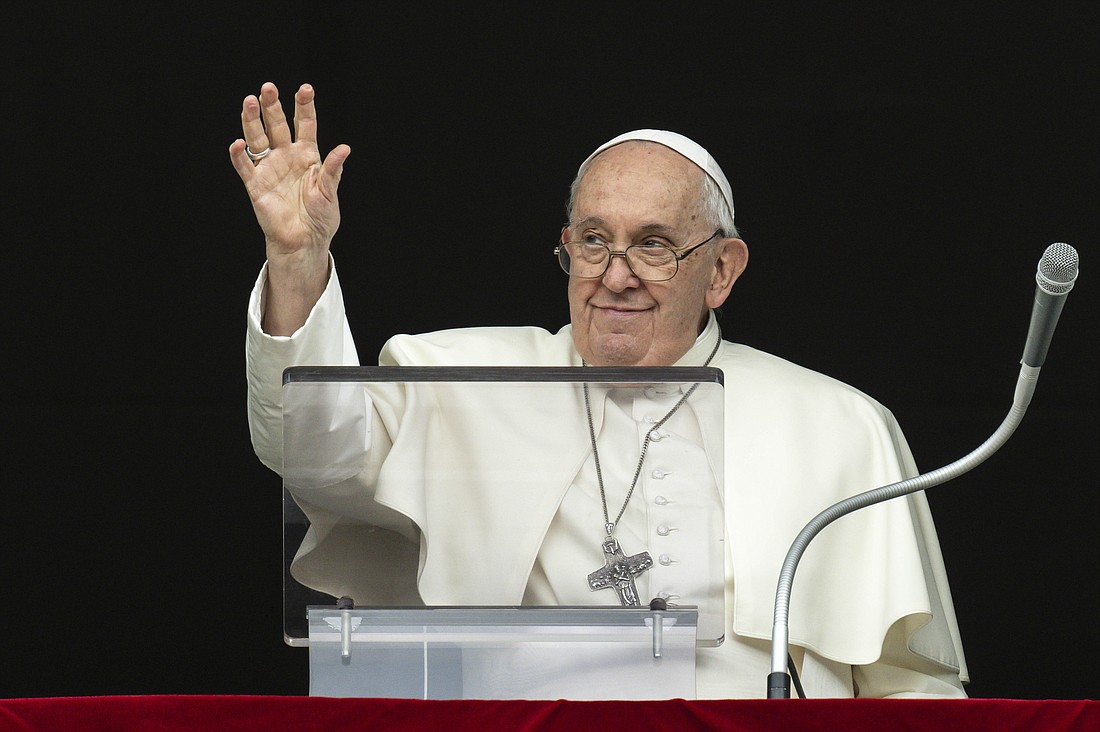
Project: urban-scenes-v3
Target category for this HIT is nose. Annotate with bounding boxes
[601,252,640,292]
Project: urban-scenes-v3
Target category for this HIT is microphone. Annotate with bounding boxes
[766,243,1079,698]
[1022,242,1080,368]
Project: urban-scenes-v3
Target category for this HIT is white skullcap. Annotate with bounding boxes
[579,129,735,222]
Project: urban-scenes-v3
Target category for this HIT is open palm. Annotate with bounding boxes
[229,82,350,262]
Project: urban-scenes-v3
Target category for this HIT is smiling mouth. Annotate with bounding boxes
[595,304,652,313]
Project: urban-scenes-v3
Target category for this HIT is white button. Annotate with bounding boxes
[656,524,671,536]
[650,431,664,442]
[658,554,672,565]
[643,415,655,424]
[652,469,668,479]
[657,590,670,599]
[654,495,668,505]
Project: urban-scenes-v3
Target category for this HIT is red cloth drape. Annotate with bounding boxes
[1,696,1097,732]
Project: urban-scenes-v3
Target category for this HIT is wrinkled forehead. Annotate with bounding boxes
[579,129,735,220]
[574,143,707,229]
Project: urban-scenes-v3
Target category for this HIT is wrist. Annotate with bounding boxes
[266,247,331,292]
[262,251,332,336]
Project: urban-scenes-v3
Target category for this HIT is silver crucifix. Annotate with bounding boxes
[587,538,653,606]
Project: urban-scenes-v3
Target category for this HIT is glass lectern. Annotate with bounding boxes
[282,366,725,699]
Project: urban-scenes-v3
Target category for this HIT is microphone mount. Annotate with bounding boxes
[766,243,1079,698]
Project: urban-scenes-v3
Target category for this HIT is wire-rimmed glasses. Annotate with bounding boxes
[555,229,722,282]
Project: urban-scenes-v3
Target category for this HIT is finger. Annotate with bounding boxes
[318,144,352,200]
[259,82,293,148]
[228,139,256,183]
[294,83,318,144]
[240,94,270,154]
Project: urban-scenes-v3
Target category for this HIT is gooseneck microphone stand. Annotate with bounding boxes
[767,243,1079,698]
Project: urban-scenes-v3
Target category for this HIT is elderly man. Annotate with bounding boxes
[233,82,967,698]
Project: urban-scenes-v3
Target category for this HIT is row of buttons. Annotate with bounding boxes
[642,407,685,605]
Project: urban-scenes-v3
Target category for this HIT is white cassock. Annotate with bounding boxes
[248,261,968,698]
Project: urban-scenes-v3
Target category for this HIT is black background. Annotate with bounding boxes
[6,3,1096,699]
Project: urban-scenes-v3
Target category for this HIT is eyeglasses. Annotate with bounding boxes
[555,229,722,282]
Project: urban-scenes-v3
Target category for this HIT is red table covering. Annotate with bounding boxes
[0,696,1097,732]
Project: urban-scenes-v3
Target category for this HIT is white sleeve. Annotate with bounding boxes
[244,260,421,605]
[245,256,361,473]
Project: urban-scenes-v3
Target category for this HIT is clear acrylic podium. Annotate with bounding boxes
[306,605,699,699]
[282,365,725,699]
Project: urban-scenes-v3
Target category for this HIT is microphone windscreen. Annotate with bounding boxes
[1037,242,1080,295]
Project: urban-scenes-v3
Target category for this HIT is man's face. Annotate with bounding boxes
[566,142,745,366]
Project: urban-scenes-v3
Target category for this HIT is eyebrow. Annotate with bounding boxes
[571,217,680,237]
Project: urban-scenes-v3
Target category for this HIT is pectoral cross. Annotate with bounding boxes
[587,538,653,607]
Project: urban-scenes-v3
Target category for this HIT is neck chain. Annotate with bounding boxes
[583,326,722,606]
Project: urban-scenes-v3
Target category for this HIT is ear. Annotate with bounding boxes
[705,237,749,309]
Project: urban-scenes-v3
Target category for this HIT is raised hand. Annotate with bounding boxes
[230,82,351,334]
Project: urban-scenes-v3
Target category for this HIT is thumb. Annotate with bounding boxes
[319,144,351,200]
